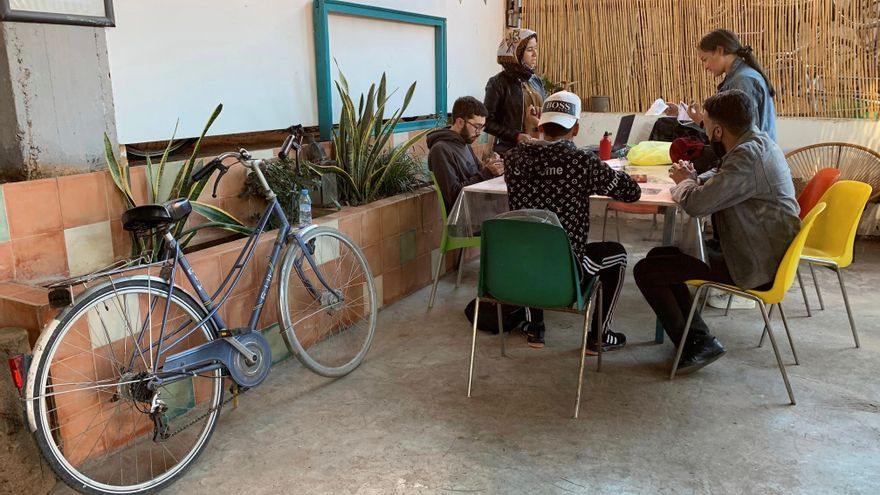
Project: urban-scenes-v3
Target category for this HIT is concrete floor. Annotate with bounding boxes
[54,225,880,495]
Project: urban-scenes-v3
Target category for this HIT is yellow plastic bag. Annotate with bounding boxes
[627,141,672,166]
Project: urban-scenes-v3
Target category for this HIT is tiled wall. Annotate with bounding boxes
[0,127,487,345]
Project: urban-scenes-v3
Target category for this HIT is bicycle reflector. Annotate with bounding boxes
[8,354,26,390]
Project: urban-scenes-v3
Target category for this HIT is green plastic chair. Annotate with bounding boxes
[427,172,482,309]
[466,217,602,418]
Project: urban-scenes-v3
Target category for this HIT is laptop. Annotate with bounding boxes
[584,114,636,154]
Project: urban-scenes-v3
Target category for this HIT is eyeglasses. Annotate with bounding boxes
[465,120,485,133]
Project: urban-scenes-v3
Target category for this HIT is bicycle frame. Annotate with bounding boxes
[136,183,337,384]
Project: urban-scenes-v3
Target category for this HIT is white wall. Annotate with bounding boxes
[106,0,505,144]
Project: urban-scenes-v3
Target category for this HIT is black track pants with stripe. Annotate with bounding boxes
[528,241,627,335]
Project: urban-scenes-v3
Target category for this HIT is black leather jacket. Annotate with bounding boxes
[484,71,546,154]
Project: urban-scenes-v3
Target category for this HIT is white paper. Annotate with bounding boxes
[645,98,692,122]
[646,98,667,116]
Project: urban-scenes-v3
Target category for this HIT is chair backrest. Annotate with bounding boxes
[760,203,826,304]
[804,180,873,268]
[785,142,880,202]
[478,218,583,310]
[796,168,840,220]
[429,172,449,225]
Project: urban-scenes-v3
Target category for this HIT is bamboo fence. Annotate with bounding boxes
[522,0,880,119]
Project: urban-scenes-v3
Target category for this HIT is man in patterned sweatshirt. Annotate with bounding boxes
[505,91,642,352]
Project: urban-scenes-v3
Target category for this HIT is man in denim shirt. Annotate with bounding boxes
[634,90,799,374]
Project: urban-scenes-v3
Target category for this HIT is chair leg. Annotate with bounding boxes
[757,304,776,348]
[455,250,465,288]
[670,285,707,379]
[497,302,506,357]
[467,298,480,397]
[428,251,446,309]
[575,292,592,419]
[601,205,610,242]
[723,291,733,316]
[700,289,710,314]
[614,209,621,243]
[796,267,813,317]
[777,303,799,365]
[757,302,796,405]
[809,263,825,311]
[835,267,860,348]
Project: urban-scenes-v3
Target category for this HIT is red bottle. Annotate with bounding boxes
[599,132,612,160]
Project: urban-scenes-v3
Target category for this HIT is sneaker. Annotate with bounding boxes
[706,292,756,310]
[522,322,545,348]
[585,329,627,355]
[676,337,726,374]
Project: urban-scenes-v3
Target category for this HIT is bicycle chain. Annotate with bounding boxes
[164,384,249,439]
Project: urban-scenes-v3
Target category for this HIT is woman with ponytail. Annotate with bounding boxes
[674,28,777,141]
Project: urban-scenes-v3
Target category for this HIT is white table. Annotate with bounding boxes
[448,161,705,344]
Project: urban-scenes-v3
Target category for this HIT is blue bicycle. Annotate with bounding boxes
[20,126,378,494]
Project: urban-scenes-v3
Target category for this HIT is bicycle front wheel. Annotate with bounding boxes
[278,227,378,377]
[31,278,224,495]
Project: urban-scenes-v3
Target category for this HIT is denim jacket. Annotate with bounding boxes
[719,58,777,142]
[672,130,800,289]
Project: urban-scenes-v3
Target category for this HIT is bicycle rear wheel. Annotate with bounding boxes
[278,226,378,377]
[31,278,223,495]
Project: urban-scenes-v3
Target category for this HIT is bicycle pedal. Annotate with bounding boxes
[217,327,249,338]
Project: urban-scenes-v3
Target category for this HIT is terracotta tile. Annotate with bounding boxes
[0,242,12,281]
[104,171,131,220]
[338,211,363,247]
[399,197,419,231]
[220,248,257,294]
[362,243,382,276]
[380,202,400,240]
[64,222,114,277]
[12,231,68,282]
[57,172,109,228]
[0,299,40,333]
[416,253,433,288]
[361,206,381,247]
[400,259,418,294]
[219,196,259,227]
[400,229,416,264]
[110,219,133,259]
[381,234,401,272]
[129,166,149,205]
[382,267,402,305]
[0,281,29,297]
[222,292,257,330]
[4,178,63,238]
[179,256,222,301]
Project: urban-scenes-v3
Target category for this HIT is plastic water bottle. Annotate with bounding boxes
[298,188,312,226]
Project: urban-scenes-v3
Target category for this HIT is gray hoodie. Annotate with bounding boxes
[427,127,494,211]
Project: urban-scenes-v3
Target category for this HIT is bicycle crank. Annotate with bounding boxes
[228,332,271,388]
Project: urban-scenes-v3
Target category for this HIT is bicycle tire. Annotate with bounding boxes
[278,227,378,377]
[31,277,224,495]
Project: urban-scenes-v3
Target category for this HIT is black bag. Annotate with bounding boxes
[464,299,528,334]
[648,117,708,143]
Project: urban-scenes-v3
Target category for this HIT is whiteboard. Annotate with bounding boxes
[328,13,436,122]
[106,0,505,144]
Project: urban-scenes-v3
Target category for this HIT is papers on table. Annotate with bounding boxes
[646,98,692,122]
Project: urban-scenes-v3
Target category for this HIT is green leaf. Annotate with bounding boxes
[104,133,135,208]
[191,201,250,230]
[172,103,222,199]
[154,119,180,202]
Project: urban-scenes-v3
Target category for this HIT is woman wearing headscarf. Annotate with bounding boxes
[668,28,777,141]
[484,28,546,154]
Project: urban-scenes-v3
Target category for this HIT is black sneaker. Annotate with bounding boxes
[676,337,726,375]
[585,329,626,355]
[522,322,545,348]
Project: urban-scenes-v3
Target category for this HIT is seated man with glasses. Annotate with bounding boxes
[428,96,504,213]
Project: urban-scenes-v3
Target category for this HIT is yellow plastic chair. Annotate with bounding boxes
[799,181,872,347]
[671,204,827,406]
[427,172,482,309]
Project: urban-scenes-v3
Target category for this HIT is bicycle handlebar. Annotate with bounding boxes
[191,125,305,198]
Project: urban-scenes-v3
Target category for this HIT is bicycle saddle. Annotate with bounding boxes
[122,198,192,232]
